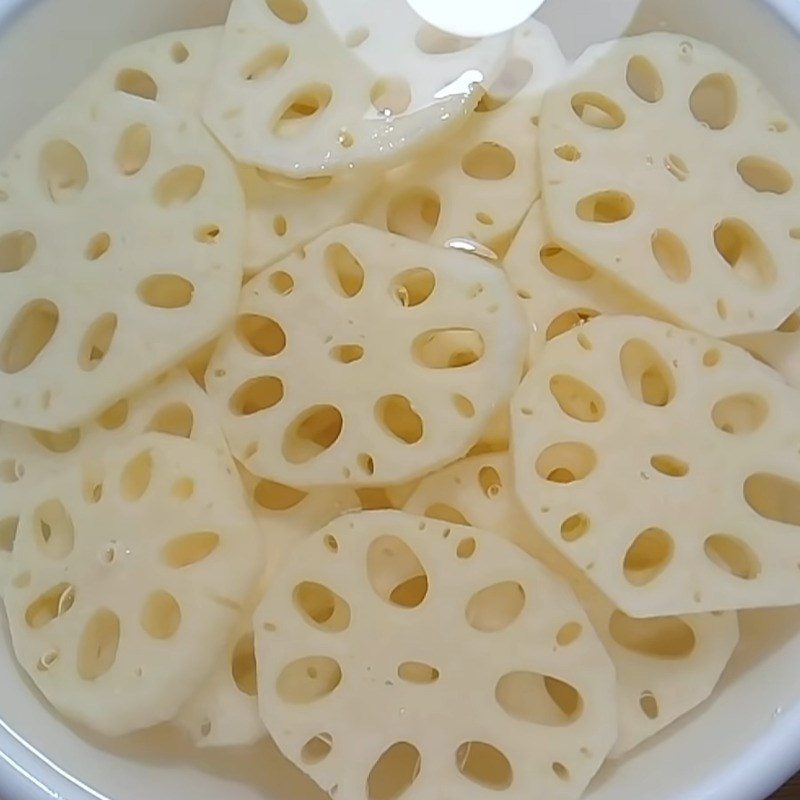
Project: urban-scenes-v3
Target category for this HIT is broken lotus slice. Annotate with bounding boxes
[503,200,669,364]
[0,370,230,598]
[539,33,800,337]
[175,472,357,747]
[512,314,800,616]
[203,0,510,176]
[205,223,527,488]
[2,433,262,737]
[0,90,245,430]
[360,20,565,257]
[404,452,739,757]
[254,509,617,800]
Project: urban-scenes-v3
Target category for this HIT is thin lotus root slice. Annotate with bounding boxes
[0,91,245,430]
[2,433,262,736]
[203,0,510,177]
[732,309,800,390]
[538,32,800,337]
[0,370,230,597]
[355,480,421,512]
[359,20,564,257]
[511,314,800,616]
[468,407,511,456]
[403,453,739,757]
[239,166,373,277]
[205,223,527,488]
[73,27,224,114]
[78,24,373,277]
[504,200,670,364]
[175,471,357,747]
[254,509,617,800]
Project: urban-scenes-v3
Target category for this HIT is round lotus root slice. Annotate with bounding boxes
[538,32,800,337]
[2,433,262,736]
[403,452,739,757]
[175,474,358,747]
[205,223,527,488]
[503,200,670,365]
[511,314,800,616]
[0,91,245,431]
[254,510,617,800]
[360,20,565,258]
[203,0,511,177]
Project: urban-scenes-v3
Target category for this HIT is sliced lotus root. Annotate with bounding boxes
[78,24,374,277]
[73,27,224,114]
[511,314,800,616]
[403,453,545,555]
[205,223,527,487]
[174,614,265,748]
[576,580,738,758]
[732,309,800,390]
[469,407,511,456]
[254,509,617,800]
[0,370,230,598]
[203,0,510,177]
[0,91,245,430]
[175,472,357,747]
[354,481,421,513]
[2,433,262,736]
[359,20,564,257]
[239,166,373,277]
[504,200,670,363]
[538,33,800,337]
[403,452,739,757]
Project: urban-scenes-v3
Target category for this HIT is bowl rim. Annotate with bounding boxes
[1,0,800,798]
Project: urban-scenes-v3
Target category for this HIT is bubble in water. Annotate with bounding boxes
[679,41,693,60]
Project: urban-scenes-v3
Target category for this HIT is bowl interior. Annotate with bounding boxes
[1,1,800,799]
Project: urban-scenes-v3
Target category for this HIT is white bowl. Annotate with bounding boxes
[2,1,800,798]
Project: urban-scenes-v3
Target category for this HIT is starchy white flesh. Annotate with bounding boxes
[239,166,372,276]
[539,33,800,337]
[0,370,230,596]
[469,407,511,456]
[2,434,262,736]
[255,510,617,800]
[360,20,564,256]
[512,315,800,616]
[174,616,264,748]
[503,201,668,364]
[203,0,510,176]
[404,453,739,756]
[732,310,800,390]
[175,471,357,747]
[582,584,738,757]
[74,27,224,114]
[0,91,245,430]
[403,453,537,553]
[76,24,372,279]
[205,223,527,488]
